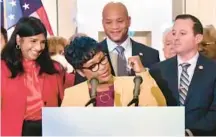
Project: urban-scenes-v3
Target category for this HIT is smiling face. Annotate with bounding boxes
[16,33,46,60]
[78,51,112,83]
[102,2,131,45]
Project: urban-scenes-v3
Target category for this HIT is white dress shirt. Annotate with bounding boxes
[177,52,199,89]
[107,37,132,61]
[106,37,132,71]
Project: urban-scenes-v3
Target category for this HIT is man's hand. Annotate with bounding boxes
[128,56,145,73]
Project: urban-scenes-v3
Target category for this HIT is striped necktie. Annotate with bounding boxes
[115,46,128,76]
[179,63,191,106]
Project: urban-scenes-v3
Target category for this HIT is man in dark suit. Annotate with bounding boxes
[150,14,216,136]
[74,2,159,84]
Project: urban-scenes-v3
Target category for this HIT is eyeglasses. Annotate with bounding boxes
[200,41,216,46]
[81,54,108,72]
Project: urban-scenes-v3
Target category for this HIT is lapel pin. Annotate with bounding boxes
[198,65,203,70]
[139,53,143,56]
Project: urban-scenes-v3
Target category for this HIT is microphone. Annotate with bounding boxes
[90,78,99,99]
[133,76,143,99]
[128,76,143,106]
[85,78,99,107]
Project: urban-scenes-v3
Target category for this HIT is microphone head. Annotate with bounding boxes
[133,76,143,99]
[133,76,143,84]
[89,77,99,98]
[90,77,99,85]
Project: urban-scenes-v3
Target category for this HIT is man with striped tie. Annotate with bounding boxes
[150,14,216,136]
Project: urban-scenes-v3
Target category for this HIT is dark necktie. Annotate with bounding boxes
[115,46,128,76]
[179,63,191,106]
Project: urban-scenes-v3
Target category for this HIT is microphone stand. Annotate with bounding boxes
[127,97,139,106]
[85,78,98,107]
[127,75,143,107]
[85,98,96,107]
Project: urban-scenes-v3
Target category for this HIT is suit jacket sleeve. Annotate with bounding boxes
[151,50,160,64]
[74,72,87,85]
[54,62,75,102]
[189,80,216,134]
[64,72,75,89]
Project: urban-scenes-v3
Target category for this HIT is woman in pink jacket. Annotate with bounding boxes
[1,17,74,136]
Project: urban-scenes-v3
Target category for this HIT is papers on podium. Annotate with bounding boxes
[42,107,184,136]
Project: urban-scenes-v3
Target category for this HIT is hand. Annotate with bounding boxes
[128,56,145,73]
[51,54,74,73]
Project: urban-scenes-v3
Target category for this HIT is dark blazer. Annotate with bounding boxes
[149,54,216,136]
[74,38,160,85]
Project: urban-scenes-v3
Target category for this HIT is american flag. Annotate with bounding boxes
[1,0,53,35]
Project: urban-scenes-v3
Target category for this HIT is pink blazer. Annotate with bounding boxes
[1,61,74,136]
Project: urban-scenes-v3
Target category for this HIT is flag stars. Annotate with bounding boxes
[9,0,16,7]
[23,3,30,10]
[0,0,3,3]
[8,14,15,20]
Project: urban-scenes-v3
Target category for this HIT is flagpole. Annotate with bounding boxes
[3,0,7,29]
[56,0,59,36]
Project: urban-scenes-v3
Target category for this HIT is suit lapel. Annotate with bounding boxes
[131,39,142,75]
[131,39,138,56]
[166,57,179,103]
[131,39,144,60]
[41,73,53,105]
[185,55,205,105]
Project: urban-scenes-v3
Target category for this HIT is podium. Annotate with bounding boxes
[42,107,185,136]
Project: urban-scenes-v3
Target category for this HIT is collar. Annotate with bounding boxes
[22,59,38,73]
[106,36,131,52]
[177,52,199,66]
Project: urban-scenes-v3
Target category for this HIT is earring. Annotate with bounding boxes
[16,45,20,49]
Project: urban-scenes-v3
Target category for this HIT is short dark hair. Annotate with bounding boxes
[175,14,203,35]
[1,26,8,43]
[64,36,102,69]
[1,17,58,78]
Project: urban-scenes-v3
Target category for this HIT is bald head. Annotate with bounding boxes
[102,2,129,18]
[102,2,131,44]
